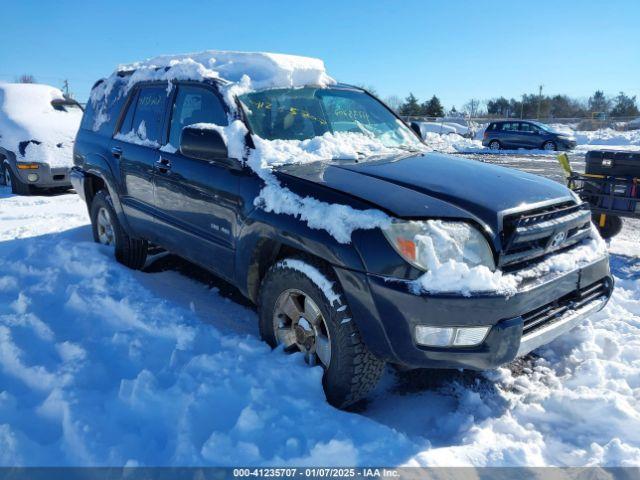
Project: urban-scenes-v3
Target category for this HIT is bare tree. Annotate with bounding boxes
[383,95,402,113]
[17,74,36,84]
[463,98,482,118]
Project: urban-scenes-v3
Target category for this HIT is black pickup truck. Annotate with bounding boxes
[71,58,612,408]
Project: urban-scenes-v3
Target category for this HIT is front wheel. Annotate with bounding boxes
[259,258,385,408]
[542,140,557,151]
[2,162,31,195]
[90,190,148,269]
[594,214,623,239]
[488,140,501,150]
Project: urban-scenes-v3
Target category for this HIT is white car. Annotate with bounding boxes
[0,83,82,195]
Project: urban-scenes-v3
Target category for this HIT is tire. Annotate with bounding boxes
[3,162,31,195]
[594,214,623,239]
[90,190,148,269]
[258,257,385,408]
[542,140,557,151]
[488,140,501,150]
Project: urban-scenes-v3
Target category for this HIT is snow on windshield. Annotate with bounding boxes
[0,83,82,168]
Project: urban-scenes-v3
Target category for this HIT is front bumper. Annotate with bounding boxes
[558,139,577,150]
[335,253,612,370]
[15,163,72,188]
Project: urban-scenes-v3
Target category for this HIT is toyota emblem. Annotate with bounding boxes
[550,231,567,248]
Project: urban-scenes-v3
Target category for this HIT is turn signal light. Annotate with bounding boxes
[16,163,40,170]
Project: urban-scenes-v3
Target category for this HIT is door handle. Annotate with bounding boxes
[155,157,172,173]
[111,146,122,159]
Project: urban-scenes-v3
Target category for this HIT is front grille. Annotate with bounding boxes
[522,279,610,335]
[53,174,66,181]
[500,201,592,269]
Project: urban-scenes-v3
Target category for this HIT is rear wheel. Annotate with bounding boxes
[259,258,385,408]
[542,140,557,151]
[90,190,148,269]
[594,214,623,239]
[488,140,501,150]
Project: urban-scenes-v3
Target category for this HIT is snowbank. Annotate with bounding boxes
[574,128,640,147]
[0,83,82,167]
[1,191,639,467]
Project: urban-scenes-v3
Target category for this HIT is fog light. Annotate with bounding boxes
[27,173,39,182]
[415,325,490,347]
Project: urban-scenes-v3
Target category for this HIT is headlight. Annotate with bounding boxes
[382,220,496,272]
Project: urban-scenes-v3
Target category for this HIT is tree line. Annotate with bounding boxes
[389,90,639,119]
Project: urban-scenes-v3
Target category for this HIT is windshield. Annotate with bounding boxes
[239,87,423,150]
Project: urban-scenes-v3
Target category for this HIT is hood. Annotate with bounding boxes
[276,152,574,235]
[0,83,82,168]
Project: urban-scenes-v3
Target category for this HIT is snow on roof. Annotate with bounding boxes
[90,50,336,133]
[119,50,336,90]
[0,83,82,167]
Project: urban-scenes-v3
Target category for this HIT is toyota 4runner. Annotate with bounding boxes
[71,51,612,408]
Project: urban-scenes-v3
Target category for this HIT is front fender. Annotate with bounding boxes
[235,207,366,301]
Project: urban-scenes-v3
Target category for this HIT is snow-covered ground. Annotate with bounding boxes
[1,184,639,467]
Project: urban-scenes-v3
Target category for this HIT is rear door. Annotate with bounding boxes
[112,84,169,240]
[153,82,242,281]
[498,122,521,148]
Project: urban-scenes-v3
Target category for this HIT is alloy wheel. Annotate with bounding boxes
[489,140,500,150]
[272,288,332,367]
[96,207,115,245]
[3,168,11,188]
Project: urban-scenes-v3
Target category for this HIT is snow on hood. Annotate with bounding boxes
[0,83,82,168]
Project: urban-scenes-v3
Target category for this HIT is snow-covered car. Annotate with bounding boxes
[71,51,612,408]
[411,121,459,137]
[0,83,83,194]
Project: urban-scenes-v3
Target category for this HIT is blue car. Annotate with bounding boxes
[482,120,577,151]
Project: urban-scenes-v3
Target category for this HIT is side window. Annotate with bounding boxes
[501,122,518,132]
[128,86,167,144]
[118,90,139,135]
[519,122,532,132]
[168,85,228,149]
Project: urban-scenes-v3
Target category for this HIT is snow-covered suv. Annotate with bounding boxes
[71,51,613,408]
[0,83,83,194]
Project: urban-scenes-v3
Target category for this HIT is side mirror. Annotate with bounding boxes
[409,122,422,138]
[180,125,241,170]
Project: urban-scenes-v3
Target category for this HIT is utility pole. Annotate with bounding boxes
[63,79,71,99]
[537,84,543,119]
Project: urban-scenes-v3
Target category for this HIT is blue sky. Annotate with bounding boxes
[0,0,638,108]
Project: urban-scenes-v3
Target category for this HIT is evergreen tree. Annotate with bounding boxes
[588,90,610,114]
[610,92,639,117]
[422,95,445,117]
[399,93,422,116]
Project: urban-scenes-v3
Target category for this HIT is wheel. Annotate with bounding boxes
[542,140,557,151]
[2,162,31,195]
[594,214,623,239]
[488,140,501,150]
[259,258,385,408]
[90,190,148,269]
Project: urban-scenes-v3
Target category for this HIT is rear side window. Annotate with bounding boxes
[168,85,228,149]
[128,86,167,144]
[500,122,519,132]
[488,122,497,131]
